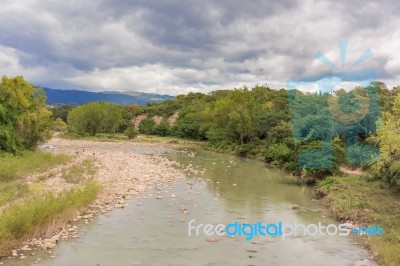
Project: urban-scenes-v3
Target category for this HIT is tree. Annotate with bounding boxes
[138,118,155,134]
[0,76,52,152]
[153,120,170,136]
[52,118,69,132]
[67,102,122,136]
[101,103,122,135]
[372,93,400,186]
[50,105,73,122]
[124,124,138,139]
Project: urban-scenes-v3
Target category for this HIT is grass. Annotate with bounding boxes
[315,175,400,266]
[0,150,101,256]
[0,151,73,182]
[0,181,30,207]
[61,158,97,184]
[0,181,100,256]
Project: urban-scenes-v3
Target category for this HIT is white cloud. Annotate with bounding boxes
[0,0,399,94]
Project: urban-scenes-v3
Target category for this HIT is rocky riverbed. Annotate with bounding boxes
[4,137,203,262]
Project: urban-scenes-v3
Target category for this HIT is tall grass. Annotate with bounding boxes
[0,181,29,207]
[61,158,97,184]
[316,175,400,266]
[0,181,100,256]
[0,151,73,182]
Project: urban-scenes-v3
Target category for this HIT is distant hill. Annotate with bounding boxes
[42,87,173,106]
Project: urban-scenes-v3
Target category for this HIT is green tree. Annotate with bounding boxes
[101,103,122,135]
[50,105,73,122]
[372,93,400,186]
[124,124,138,139]
[67,102,122,136]
[0,76,52,152]
[153,120,170,136]
[138,118,155,134]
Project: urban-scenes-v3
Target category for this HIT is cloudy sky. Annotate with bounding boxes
[0,0,399,95]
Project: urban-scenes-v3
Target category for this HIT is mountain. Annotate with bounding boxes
[42,87,173,106]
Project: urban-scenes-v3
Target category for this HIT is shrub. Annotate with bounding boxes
[138,118,156,134]
[153,120,170,136]
[124,124,138,139]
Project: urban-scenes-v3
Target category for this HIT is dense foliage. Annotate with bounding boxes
[59,81,400,186]
[50,105,73,122]
[133,83,400,185]
[0,76,52,152]
[67,102,127,136]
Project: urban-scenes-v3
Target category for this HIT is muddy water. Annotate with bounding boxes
[6,148,374,266]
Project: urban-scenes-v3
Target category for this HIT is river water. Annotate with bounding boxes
[6,148,374,266]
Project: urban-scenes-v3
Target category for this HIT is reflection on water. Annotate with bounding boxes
[5,148,374,266]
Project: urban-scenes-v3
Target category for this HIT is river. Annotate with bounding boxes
[6,147,374,266]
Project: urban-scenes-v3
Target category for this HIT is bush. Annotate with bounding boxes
[264,143,291,164]
[52,118,69,132]
[171,118,201,139]
[235,144,257,157]
[153,121,170,136]
[67,102,123,136]
[124,124,138,139]
[138,118,156,134]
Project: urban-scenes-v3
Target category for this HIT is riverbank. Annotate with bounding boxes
[130,135,399,265]
[315,175,400,266]
[3,142,376,266]
[2,134,397,265]
[0,137,190,262]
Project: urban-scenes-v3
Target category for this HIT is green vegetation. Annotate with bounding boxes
[371,92,400,186]
[0,181,100,255]
[138,117,156,134]
[316,175,400,266]
[124,124,138,139]
[66,101,137,136]
[0,181,29,207]
[52,118,69,133]
[50,105,73,122]
[0,75,104,258]
[125,82,400,264]
[31,76,400,264]
[0,76,52,152]
[60,82,400,188]
[68,102,123,135]
[0,151,72,182]
[61,158,97,184]
[131,84,388,182]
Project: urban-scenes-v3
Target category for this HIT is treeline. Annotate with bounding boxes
[130,83,400,186]
[52,81,400,186]
[0,76,52,153]
[51,102,138,138]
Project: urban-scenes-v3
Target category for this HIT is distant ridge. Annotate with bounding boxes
[42,87,173,106]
